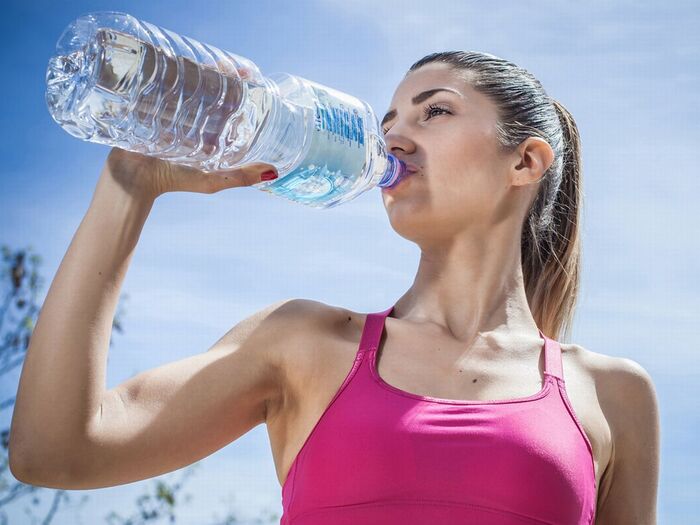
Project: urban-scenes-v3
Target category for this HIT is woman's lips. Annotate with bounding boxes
[404,163,420,175]
[381,162,421,192]
[382,170,415,192]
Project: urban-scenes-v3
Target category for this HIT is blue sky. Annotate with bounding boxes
[1,0,698,523]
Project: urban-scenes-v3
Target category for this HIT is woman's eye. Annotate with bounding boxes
[423,103,450,120]
[382,103,451,135]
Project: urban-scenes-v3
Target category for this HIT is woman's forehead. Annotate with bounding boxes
[392,64,473,101]
[387,64,494,119]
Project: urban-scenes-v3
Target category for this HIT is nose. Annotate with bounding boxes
[383,126,416,155]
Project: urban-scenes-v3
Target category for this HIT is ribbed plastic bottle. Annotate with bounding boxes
[45,11,409,209]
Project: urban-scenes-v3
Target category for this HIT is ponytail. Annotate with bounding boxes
[525,100,584,342]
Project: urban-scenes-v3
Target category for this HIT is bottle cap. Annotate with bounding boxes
[377,155,407,188]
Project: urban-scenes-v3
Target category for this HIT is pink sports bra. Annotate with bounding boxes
[279,305,597,524]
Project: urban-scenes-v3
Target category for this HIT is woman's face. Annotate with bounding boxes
[380,62,520,245]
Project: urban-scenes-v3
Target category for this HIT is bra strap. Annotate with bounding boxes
[540,328,564,381]
[359,305,394,352]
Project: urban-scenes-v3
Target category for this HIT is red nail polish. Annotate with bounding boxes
[260,170,278,181]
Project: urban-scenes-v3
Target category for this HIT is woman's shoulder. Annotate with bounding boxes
[563,342,658,434]
[565,342,654,386]
[271,298,359,333]
[265,298,364,363]
[567,342,660,501]
[265,299,365,414]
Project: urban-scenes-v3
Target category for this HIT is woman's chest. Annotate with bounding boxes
[269,325,612,497]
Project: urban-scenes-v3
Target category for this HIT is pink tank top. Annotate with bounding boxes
[280,305,597,524]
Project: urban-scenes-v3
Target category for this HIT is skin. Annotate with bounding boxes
[379,61,554,348]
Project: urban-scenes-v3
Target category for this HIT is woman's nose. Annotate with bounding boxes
[384,127,416,154]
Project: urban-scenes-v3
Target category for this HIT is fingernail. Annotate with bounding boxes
[260,170,278,181]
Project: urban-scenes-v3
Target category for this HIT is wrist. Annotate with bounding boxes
[88,169,157,235]
[96,163,160,206]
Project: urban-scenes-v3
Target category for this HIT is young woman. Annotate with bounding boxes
[10,51,659,524]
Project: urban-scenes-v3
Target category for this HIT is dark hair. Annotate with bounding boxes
[408,51,584,342]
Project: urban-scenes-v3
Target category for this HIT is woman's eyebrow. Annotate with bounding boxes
[381,87,463,127]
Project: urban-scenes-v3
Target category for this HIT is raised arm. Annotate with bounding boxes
[8,148,278,488]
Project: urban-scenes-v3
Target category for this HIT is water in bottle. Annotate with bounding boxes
[45,11,409,209]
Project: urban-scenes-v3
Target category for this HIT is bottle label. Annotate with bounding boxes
[265,81,369,204]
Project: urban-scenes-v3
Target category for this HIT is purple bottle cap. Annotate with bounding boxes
[378,155,407,188]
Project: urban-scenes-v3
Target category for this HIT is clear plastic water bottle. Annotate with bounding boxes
[45,11,409,209]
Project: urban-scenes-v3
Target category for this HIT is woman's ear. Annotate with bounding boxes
[511,137,555,186]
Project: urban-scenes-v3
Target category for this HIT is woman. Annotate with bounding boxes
[10,51,659,524]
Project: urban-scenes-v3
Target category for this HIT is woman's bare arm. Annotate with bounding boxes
[9,165,156,484]
[8,152,284,488]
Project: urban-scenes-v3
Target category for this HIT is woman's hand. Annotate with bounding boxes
[103,147,277,201]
